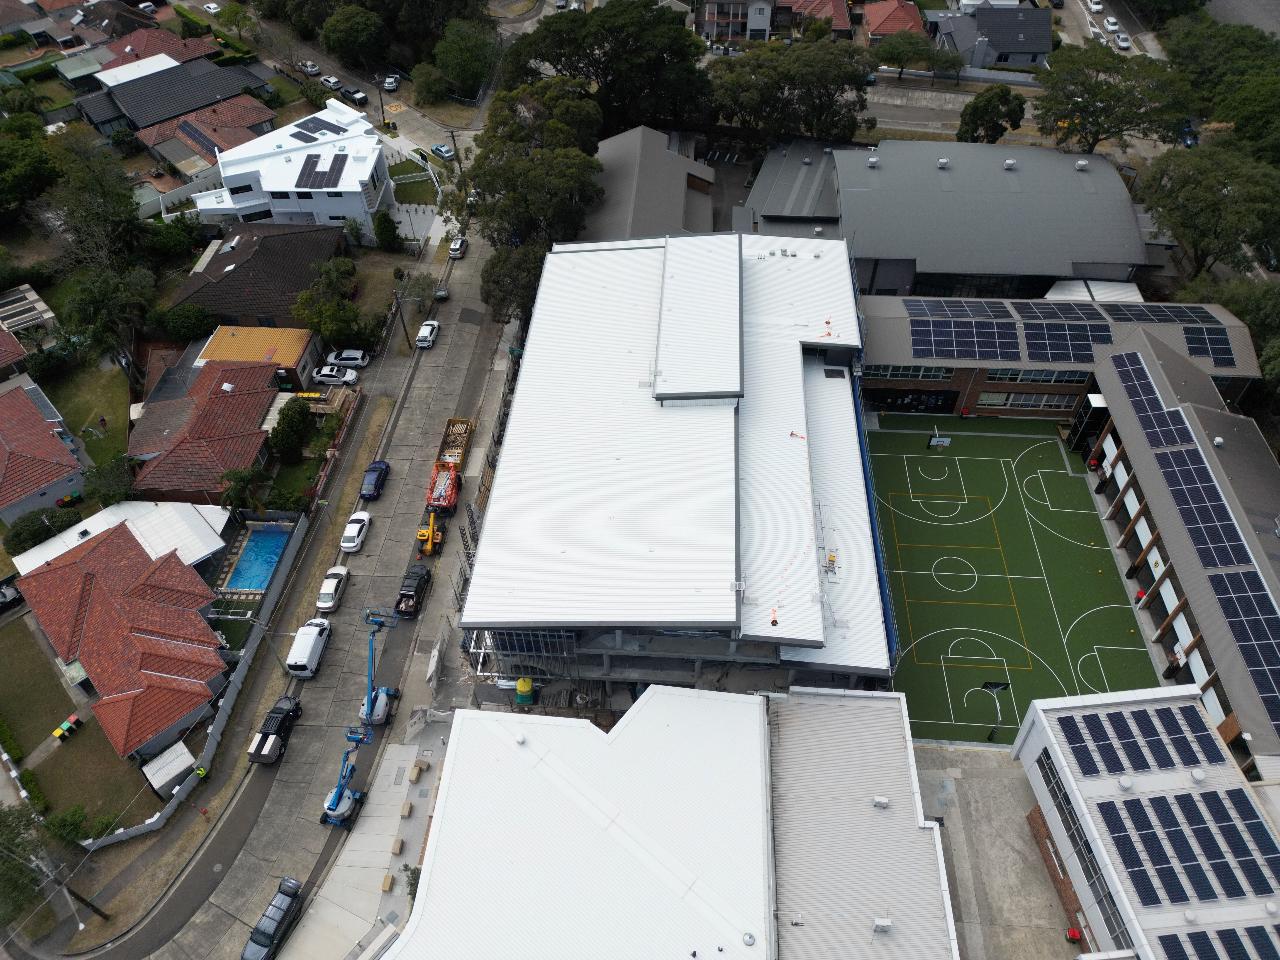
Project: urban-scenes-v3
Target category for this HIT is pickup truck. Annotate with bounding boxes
[395,564,432,619]
[247,696,302,764]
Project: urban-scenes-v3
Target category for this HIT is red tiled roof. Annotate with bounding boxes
[786,0,851,33]
[18,524,224,757]
[0,328,25,369]
[0,388,80,512]
[132,361,277,498]
[136,95,274,164]
[865,0,926,36]
[38,0,82,12]
[103,28,217,70]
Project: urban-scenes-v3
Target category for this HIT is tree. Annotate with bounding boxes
[1125,0,1204,26]
[219,467,266,509]
[929,48,964,87]
[253,0,288,18]
[1034,43,1188,153]
[159,303,216,341]
[433,18,498,99]
[1178,276,1280,344]
[299,78,329,108]
[0,805,41,926]
[499,0,710,136]
[217,1,254,38]
[42,127,145,269]
[313,257,358,299]
[342,217,367,246]
[372,209,401,252]
[4,507,83,556]
[1140,145,1280,276]
[321,4,384,66]
[481,243,547,323]
[957,84,1026,143]
[292,257,372,344]
[469,146,602,249]
[483,78,602,156]
[61,267,155,353]
[1217,76,1280,165]
[84,457,134,507]
[710,41,877,142]
[1163,14,1280,116]
[269,396,313,464]
[287,0,334,40]
[800,15,832,42]
[0,136,58,216]
[875,30,934,78]
[412,62,448,105]
[0,82,52,116]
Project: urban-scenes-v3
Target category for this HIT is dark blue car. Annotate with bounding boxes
[360,461,390,500]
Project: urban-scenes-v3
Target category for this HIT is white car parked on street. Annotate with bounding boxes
[340,511,370,553]
[316,566,349,612]
[1103,16,1120,31]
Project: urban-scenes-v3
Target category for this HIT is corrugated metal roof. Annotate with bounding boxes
[389,686,773,960]
[197,325,314,367]
[770,689,959,960]
[653,235,742,399]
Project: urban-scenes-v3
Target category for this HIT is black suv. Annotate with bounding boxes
[340,86,369,107]
[242,877,303,960]
[394,563,432,619]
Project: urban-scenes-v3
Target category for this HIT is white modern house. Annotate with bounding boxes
[193,100,390,237]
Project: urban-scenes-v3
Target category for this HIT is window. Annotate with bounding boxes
[986,369,1090,385]
[1037,750,1133,949]
[755,5,764,12]
[327,192,342,198]
[862,365,954,381]
[996,53,1010,63]
[328,215,347,221]
[269,191,290,199]
[296,191,312,199]
[368,169,380,191]
[228,184,253,196]
[242,210,272,222]
[977,392,1077,411]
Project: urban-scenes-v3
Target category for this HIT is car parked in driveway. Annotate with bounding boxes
[326,349,370,368]
[202,2,220,12]
[241,877,303,960]
[360,460,390,499]
[382,74,399,91]
[340,511,371,553]
[320,76,342,91]
[312,364,357,386]
[430,143,455,161]
[316,566,349,612]
[298,61,320,76]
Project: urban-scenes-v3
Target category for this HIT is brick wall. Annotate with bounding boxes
[1026,803,1093,953]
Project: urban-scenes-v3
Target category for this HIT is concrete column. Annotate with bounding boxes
[1126,530,1162,579]
[1154,596,1188,643]
[1140,564,1173,610]
[1106,442,1126,473]
[1116,500,1148,550]
[602,653,611,674]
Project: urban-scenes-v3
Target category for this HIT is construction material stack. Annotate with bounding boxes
[422,417,474,526]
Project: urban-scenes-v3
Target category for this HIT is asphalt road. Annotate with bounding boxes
[1205,0,1280,35]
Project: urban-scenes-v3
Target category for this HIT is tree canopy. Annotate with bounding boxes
[433,18,498,99]
[1217,76,1280,166]
[321,4,386,66]
[217,1,254,39]
[484,77,602,156]
[0,805,41,926]
[875,30,934,78]
[0,135,58,217]
[1162,12,1280,116]
[957,84,1026,143]
[1034,42,1188,152]
[480,243,548,324]
[4,508,83,557]
[84,456,135,507]
[270,396,313,464]
[412,62,448,105]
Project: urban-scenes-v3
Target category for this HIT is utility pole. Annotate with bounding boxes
[448,130,462,176]
[373,75,386,128]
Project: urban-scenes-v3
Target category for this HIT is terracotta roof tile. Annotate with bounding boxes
[0,388,81,511]
[103,28,217,70]
[0,328,25,368]
[865,0,926,36]
[786,0,851,32]
[135,94,274,163]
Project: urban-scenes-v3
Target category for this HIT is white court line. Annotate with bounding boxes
[1062,604,1131,644]
[1026,509,1111,550]
[948,636,998,659]
[890,569,1045,580]
[1021,472,1050,507]
[895,626,1072,697]
[1036,468,1099,514]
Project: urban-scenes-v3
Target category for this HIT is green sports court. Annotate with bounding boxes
[868,414,1159,744]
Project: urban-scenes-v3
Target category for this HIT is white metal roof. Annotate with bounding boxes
[1046,279,1145,302]
[770,689,959,960]
[140,739,195,794]
[96,53,178,88]
[387,686,773,960]
[14,501,230,574]
[653,235,742,399]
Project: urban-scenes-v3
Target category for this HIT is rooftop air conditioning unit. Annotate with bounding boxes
[937,158,949,169]
[1004,158,1016,170]
[872,796,890,808]
[814,226,823,234]
[873,919,894,934]
[866,155,879,168]
[1076,159,1089,171]
[801,156,812,165]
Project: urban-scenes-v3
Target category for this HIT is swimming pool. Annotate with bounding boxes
[226,526,291,591]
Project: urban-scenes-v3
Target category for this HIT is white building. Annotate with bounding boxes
[385,685,957,960]
[194,100,390,237]
[1012,686,1280,959]
[463,233,893,691]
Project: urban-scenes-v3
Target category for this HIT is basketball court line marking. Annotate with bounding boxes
[1036,469,1099,514]
[889,568,1045,580]
[930,556,980,593]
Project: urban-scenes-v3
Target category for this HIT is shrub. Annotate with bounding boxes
[4,507,82,556]
[43,805,87,844]
[18,771,48,814]
[0,715,24,762]
[269,396,313,465]
[265,489,311,512]
[0,32,29,50]
[159,303,216,341]
[12,59,58,81]
[89,813,117,839]
[373,209,401,252]
[23,346,78,383]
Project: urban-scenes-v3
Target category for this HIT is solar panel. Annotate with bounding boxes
[1179,707,1226,764]
[1179,793,1249,899]
[1058,716,1100,775]
[1106,303,1220,325]
[1155,448,1252,567]
[1012,301,1107,322]
[1185,326,1236,368]
[1084,713,1125,773]
[1157,707,1202,766]
[297,115,347,136]
[1248,927,1280,960]
[904,298,1013,320]
[1131,867,1162,906]
[1151,796,1220,901]
[1225,788,1280,884]
[1115,833,1143,868]
[909,317,1021,360]
[1099,800,1126,834]
[1111,352,1195,448]
[290,131,318,143]
[1187,931,1221,960]
[1161,935,1191,960]
[1108,711,1151,771]
[294,153,349,191]
[177,120,219,159]
[1132,710,1177,769]
[1216,930,1250,960]
[1024,321,1113,363]
[1156,864,1190,903]
[1208,571,1280,733]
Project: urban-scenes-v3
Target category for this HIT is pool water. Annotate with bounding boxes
[226,527,290,591]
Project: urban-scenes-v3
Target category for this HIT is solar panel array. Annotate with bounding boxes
[1185,326,1237,368]
[296,115,347,136]
[1209,571,1280,728]
[1106,303,1221,325]
[904,298,1013,320]
[1024,321,1113,363]
[1155,448,1252,568]
[909,317,1021,360]
[1057,707,1225,778]
[289,130,317,144]
[1160,928,1280,960]
[1112,352,1195,448]
[177,120,219,159]
[1011,301,1106,323]
[294,153,349,190]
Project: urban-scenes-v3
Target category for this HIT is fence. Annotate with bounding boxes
[84,513,310,850]
[136,167,223,220]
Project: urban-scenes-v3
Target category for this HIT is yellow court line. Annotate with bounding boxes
[907,598,1017,609]
[991,508,1034,670]
[897,542,1004,551]
[910,659,1034,671]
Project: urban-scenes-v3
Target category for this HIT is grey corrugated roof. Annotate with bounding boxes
[974,5,1052,52]
[106,59,266,130]
[836,141,1148,276]
[770,690,958,960]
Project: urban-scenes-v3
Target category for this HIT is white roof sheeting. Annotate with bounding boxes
[96,54,179,88]
[1046,279,1145,302]
[387,686,773,960]
[14,501,230,574]
[653,235,742,399]
[770,689,960,960]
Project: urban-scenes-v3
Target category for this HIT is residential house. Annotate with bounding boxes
[18,523,229,759]
[863,0,926,42]
[776,0,852,38]
[129,361,279,503]
[0,383,84,525]
[137,95,275,180]
[0,0,34,36]
[0,328,26,382]
[30,0,156,49]
[193,100,392,239]
[579,127,715,241]
[54,46,117,92]
[101,27,219,71]
[932,5,1053,68]
[696,0,772,43]
[169,224,345,328]
[76,56,271,136]
[195,326,324,390]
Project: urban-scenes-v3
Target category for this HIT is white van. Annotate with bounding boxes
[286,618,331,679]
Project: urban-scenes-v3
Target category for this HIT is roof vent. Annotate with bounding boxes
[937,157,949,169]
[514,732,526,745]
[1267,902,1279,916]
[1213,436,1224,447]
[1118,776,1133,792]
[866,155,879,168]
[220,382,234,393]
[218,236,240,255]
[873,918,894,934]
[1075,159,1089,171]
[1004,158,1016,170]
[124,44,132,52]
[77,528,90,539]
[1184,910,1197,923]
[742,933,756,947]
[1191,768,1206,784]
[872,795,890,809]
[814,226,823,235]
[801,156,811,165]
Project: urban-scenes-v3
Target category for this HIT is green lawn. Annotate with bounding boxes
[269,73,302,105]
[30,76,73,110]
[208,600,260,651]
[871,419,1155,744]
[272,458,321,500]
[33,719,162,826]
[0,619,74,756]
[41,364,130,465]
[915,0,950,9]
[393,179,438,205]
[389,159,424,178]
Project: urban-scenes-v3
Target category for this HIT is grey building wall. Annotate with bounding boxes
[0,470,86,526]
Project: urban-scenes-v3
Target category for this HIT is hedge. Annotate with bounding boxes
[12,59,59,81]
[0,715,23,762]
[0,32,29,50]
[19,770,48,814]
